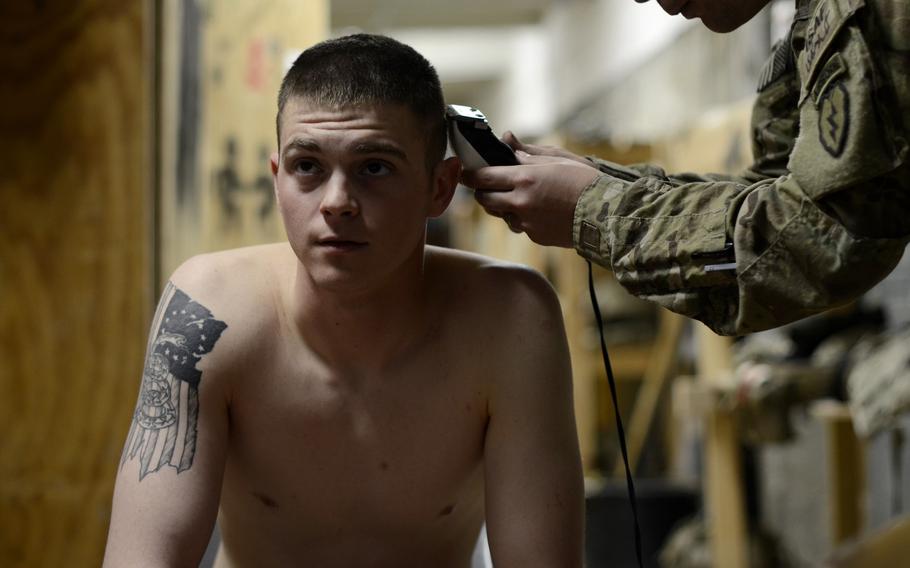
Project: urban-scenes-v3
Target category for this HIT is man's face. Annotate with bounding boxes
[655,0,771,33]
[271,99,457,293]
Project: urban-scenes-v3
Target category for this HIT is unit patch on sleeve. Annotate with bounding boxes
[818,80,850,157]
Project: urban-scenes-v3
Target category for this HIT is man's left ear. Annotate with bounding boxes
[428,156,461,218]
[270,150,281,204]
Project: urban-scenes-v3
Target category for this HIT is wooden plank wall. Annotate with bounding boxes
[158,0,328,281]
[0,1,152,567]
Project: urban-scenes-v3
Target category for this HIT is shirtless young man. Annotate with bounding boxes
[103,34,584,568]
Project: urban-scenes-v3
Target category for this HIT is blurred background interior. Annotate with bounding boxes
[2,0,910,566]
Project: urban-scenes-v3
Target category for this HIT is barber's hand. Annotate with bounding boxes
[500,131,591,166]
[461,141,601,248]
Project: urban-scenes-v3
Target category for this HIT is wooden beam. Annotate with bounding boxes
[697,325,749,568]
[614,309,685,476]
[812,400,865,545]
[827,516,910,568]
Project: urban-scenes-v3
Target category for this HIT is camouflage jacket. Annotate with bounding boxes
[573,0,910,335]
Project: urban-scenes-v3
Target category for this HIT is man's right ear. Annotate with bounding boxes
[428,156,462,218]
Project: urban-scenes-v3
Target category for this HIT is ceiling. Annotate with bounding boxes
[330,0,553,30]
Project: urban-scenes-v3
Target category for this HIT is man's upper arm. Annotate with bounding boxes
[483,267,585,568]
[104,260,232,567]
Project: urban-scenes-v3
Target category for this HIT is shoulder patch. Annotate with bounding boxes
[811,52,848,103]
[804,1,835,70]
[799,0,865,105]
[818,80,850,157]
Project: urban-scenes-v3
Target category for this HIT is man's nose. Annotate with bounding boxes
[319,173,359,217]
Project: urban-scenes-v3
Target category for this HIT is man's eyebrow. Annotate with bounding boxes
[282,138,320,158]
[281,138,409,162]
[352,141,409,162]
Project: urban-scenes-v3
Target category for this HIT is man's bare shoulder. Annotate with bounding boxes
[166,243,293,362]
[172,242,291,299]
[425,246,562,325]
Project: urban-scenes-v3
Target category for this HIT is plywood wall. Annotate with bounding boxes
[0,1,152,566]
[158,0,329,281]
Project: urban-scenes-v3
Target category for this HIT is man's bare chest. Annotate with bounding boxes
[219,344,489,535]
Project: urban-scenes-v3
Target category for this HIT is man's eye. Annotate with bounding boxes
[293,160,321,175]
[362,161,392,176]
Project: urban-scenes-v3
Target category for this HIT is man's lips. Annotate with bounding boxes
[316,237,368,251]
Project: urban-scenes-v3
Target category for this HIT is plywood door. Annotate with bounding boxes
[0,1,153,566]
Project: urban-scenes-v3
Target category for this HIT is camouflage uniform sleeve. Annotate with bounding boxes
[572,0,910,336]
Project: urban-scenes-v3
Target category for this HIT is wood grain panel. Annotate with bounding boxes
[0,1,152,566]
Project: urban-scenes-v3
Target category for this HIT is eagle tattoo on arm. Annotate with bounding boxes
[121,282,228,480]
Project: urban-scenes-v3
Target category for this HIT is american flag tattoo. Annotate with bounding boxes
[121,282,228,480]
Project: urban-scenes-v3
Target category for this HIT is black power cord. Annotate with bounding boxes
[587,260,644,568]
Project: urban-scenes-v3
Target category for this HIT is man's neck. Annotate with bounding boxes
[287,252,432,372]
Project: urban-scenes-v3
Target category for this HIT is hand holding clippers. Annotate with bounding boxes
[445,105,519,170]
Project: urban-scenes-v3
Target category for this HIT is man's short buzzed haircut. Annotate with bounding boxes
[277,33,447,168]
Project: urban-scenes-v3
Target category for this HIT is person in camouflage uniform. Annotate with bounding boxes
[847,325,910,437]
[464,0,910,336]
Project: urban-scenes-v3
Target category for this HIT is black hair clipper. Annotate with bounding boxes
[446,105,519,170]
